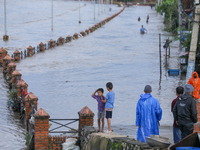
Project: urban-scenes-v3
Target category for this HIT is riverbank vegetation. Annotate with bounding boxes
[7,89,17,106]
[157,0,179,32]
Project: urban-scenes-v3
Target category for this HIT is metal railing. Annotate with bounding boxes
[49,119,79,134]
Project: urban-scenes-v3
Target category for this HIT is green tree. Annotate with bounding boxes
[157,0,178,32]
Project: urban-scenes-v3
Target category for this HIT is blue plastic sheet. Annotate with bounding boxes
[176,147,200,150]
[136,93,162,142]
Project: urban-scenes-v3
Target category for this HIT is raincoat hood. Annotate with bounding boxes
[140,93,152,101]
[192,71,199,78]
[188,71,200,99]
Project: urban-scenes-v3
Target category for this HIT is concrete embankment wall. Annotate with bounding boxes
[81,126,168,150]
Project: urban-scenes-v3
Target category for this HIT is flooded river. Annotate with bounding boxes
[0,0,190,148]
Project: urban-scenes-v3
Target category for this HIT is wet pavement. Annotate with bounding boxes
[0,0,198,149]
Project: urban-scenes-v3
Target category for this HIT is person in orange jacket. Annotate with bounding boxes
[188,71,200,100]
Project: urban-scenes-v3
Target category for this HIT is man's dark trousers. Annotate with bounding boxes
[179,123,194,139]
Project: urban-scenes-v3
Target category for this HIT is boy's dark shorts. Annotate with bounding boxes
[106,111,112,119]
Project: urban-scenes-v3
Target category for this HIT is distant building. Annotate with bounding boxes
[182,0,194,10]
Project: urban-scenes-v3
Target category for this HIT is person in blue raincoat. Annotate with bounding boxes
[136,85,162,142]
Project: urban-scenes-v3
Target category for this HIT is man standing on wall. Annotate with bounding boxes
[173,84,197,139]
[171,86,184,143]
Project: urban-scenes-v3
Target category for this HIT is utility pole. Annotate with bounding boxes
[101,0,102,13]
[159,34,162,75]
[94,0,95,19]
[3,0,9,41]
[106,0,107,10]
[106,0,108,9]
[98,0,100,15]
[51,0,53,30]
[104,0,105,11]
[4,0,7,35]
[79,0,81,23]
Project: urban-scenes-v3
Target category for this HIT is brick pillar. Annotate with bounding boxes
[3,54,14,71]
[0,47,7,67]
[13,50,21,61]
[89,27,93,33]
[39,42,45,52]
[95,24,99,29]
[7,62,16,76]
[58,36,64,45]
[12,70,22,89]
[27,46,33,56]
[85,29,89,35]
[66,35,71,42]
[78,106,94,136]
[25,92,38,130]
[73,33,78,39]
[98,22,102,27]
[49,39,55,48]
[17,79,28,98]
[34,108,50,150]
[80,31,85,37]
[92,26,95,31]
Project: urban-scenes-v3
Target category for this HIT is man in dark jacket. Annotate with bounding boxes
[173,84,198,139]
[171,86,184,143]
